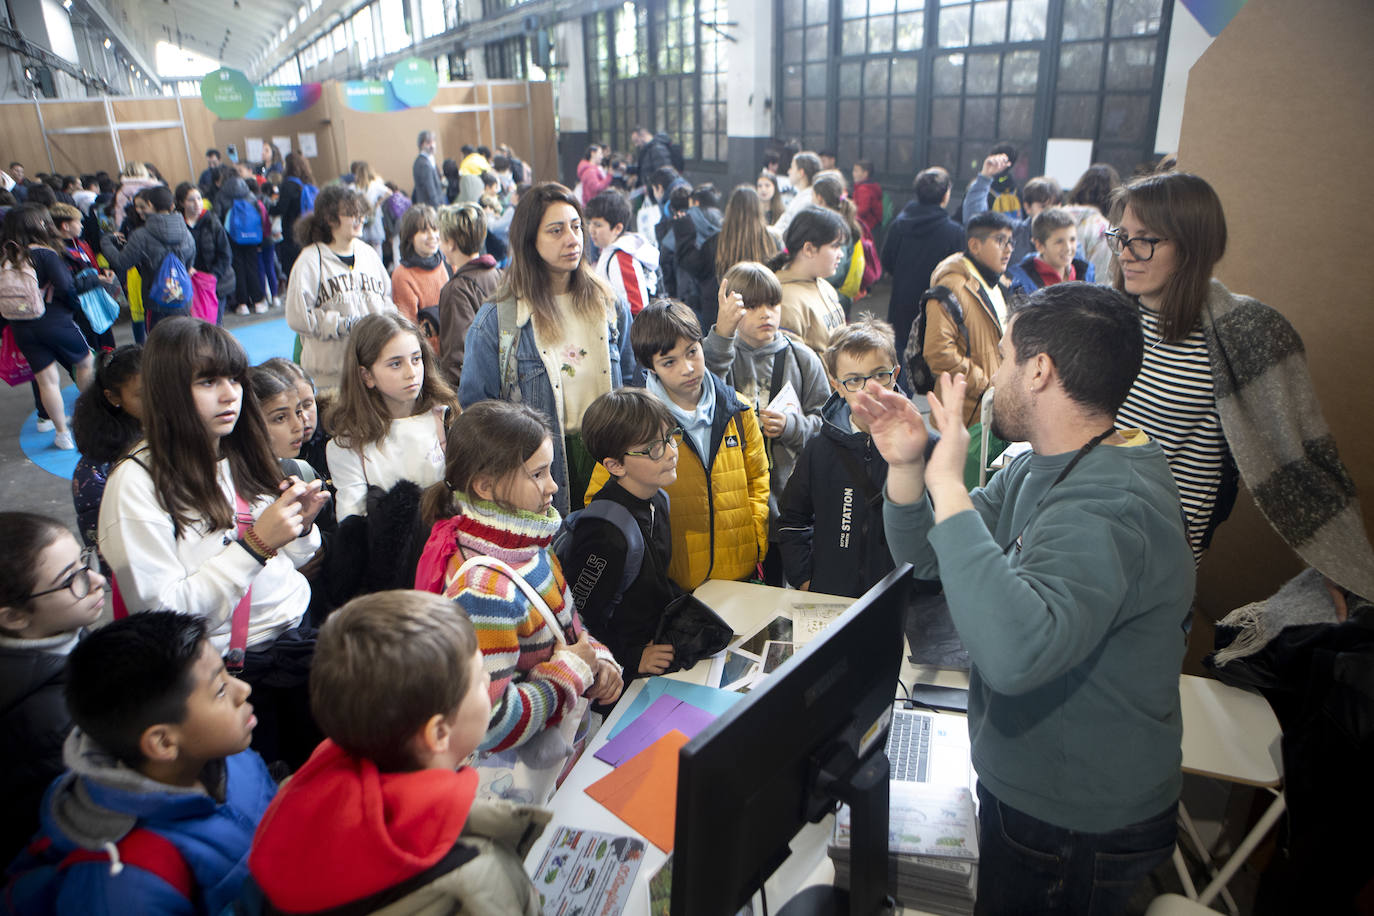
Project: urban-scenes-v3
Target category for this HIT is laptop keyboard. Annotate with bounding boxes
[886,709,933,782]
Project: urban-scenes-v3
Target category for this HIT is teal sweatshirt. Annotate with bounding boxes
[884,436,1194,832]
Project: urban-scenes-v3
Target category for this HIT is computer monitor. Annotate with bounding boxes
[672,565,914,916]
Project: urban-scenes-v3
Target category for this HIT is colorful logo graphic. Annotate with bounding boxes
[202,68,255,120]
[247,84,323,119]
[391,57,439,107]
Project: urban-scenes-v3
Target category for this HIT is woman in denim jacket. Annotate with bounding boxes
[459,183,638,514]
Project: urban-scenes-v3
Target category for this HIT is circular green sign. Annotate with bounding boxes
[202,68,255,120]
[391,57,438,108]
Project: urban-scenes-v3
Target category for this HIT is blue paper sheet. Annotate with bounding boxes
[605,678,745,741]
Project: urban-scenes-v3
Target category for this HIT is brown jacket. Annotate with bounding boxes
[922,252,1008,427]
[438,255,502,386]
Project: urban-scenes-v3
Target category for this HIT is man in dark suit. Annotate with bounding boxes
[412,130,443,206]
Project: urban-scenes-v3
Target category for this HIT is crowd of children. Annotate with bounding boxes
[2,131,1366,913]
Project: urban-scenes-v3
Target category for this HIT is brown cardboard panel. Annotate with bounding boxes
[1177,0,1374,616]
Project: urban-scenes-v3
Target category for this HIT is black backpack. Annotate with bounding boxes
[903,285,967,395]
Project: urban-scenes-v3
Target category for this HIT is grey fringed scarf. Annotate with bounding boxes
[1202,279,1374,603]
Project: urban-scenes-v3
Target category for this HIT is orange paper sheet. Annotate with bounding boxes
[584,729,688,852]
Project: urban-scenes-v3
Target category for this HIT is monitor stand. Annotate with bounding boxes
[778,747,896,916]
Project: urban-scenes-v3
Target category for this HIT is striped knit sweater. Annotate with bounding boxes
[434,496,613,752]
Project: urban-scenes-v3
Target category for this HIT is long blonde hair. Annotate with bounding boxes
[715,185,780,277]
[490,182,613,343]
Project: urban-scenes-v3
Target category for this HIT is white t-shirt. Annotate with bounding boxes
[327,408,448,520]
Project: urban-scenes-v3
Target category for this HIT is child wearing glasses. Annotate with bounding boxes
[704,261,830,584]
[560,389,685,678]
[585,299,770,592]
[0,513,108,864]
[778,319,899,598]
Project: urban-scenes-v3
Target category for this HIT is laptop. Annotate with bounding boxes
[886,708,976,790]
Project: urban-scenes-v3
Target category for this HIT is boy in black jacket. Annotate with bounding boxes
[561,389,684,679]
[778,318,899,597]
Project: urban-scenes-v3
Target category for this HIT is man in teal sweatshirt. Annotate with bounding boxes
[853,282,1194,914]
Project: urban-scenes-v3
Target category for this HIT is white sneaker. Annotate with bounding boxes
[272,296,283,308]
[236,304,250,316]
[254,301,269,314]
[36,418,55,432]
[54,431,75,450]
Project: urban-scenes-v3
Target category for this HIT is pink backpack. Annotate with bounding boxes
[0,247,47,320]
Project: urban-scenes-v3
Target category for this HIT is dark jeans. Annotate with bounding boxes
[230,243,265,308]
[974,783,1176,916]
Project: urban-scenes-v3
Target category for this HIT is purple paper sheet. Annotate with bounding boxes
[594,695,717,766]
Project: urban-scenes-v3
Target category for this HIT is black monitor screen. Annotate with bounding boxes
[672,565,913,915]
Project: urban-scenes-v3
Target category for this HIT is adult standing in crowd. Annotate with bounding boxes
[285,186,394,392]
[869,283,1194,915]
[197,149,221,200]
[112,162,159,232]
[458,183,637,513]
[631,127,675,186]
[412,131,444,207]
[1110,170,1374,600]
[883,166,965,362]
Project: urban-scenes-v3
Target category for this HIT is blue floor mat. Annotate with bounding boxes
[19,318,296,481]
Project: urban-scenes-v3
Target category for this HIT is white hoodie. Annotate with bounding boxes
[285,240,394,390]
[594,231,660,316]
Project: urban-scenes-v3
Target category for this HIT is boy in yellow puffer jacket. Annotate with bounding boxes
[585,299,769,591]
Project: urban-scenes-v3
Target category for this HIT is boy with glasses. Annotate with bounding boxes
[778,319,900,597]
[562,390,685,678]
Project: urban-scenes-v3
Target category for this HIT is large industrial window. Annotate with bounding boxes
[777,0,1170,186]
[583,0,729,169]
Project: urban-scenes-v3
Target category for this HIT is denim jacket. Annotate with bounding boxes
[458,296,639,514]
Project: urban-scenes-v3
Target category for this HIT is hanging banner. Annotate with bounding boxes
[247,84,324,119]
[202,68,256,120]
[342,80,406,113]
[391,56,438,107]
[342,58,439,113]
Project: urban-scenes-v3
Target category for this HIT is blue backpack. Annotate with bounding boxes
[224,197,263,245]
[147,249,192,311]
[289,176,319,214]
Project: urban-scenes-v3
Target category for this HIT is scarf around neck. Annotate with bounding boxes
[413,492,562,593]
[401,250,445,272]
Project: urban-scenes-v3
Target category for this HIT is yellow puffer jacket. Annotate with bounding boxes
[586,377,770,591]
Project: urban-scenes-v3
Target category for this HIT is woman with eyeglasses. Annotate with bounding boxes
[1110,172,1374,607]
[0,512,106,865]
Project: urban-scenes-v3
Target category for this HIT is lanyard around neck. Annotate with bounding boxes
[1001,428,1116,556]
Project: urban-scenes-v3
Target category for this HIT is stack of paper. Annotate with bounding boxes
[585,730,689,851]
[828,782,979,915]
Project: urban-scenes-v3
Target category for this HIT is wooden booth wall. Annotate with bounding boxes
[1,80,555,195]
[1176,0,1374,632]
[0,96,215,189]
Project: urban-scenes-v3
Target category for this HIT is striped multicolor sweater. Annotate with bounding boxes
[432,496,614,752]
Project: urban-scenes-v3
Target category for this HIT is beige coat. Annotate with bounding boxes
[922,252,1008,427]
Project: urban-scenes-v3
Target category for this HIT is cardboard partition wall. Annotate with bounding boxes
[209,80,556,194]
[0,79,555,196]
[1177,0,1374,620]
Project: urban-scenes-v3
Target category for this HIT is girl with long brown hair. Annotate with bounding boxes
[326,312,458,520]
[456,182,638,513]
[97,317,329,767]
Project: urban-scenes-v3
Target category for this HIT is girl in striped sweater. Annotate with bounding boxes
[415,400,623,758]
